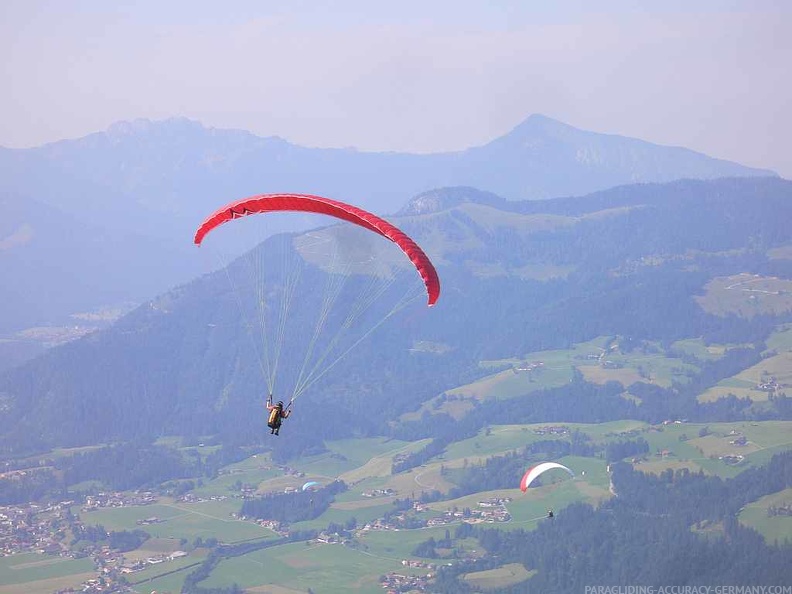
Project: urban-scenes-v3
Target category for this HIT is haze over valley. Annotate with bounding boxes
[1,3,790,593]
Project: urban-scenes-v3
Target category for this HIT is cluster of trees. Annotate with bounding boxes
[57,442,196,491]
[0,468,59,505]
[391,435,459,474]
[70,524,149,553]
[605,438,650,463]
[412,529,454,558]
[239,480,347,522]
[0,441,261,505]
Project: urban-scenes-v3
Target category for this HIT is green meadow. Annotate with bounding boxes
[738,487,792,545]
[57,416,789,594]
[51,327,792,594]
[77,500,276,543]
[463,562,535,590]
[0,553,94,594]
[198,540,401,594]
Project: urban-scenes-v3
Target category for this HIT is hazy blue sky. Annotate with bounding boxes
[3,0,790,177]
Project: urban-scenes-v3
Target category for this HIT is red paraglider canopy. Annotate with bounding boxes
[194,193,440,306]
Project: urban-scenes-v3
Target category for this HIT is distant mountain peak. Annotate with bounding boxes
[106,117,205,138]
[514,113,572,131]
[488,113,585,148]
[397,187,506,215]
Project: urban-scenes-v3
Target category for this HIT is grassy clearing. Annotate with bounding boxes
[78,500,275,543]
[578,351,698,388]
[200,540,400,594]
[289,437,417,479]
[76,503,184,530]
[131,569,191,594]
[328,438,416,466]
[330,497,397,511]
[560,456,610,490]
[505,481,588,527]
[688,435,761,458]
[357,525,454,560]
[124,537,183,561]
[670,338,728,361]
[463,562,534,590]
[290,502,395,532]
[193,452,280,497]
[130,549,211,594]
[67,479,104,492]
[690,519,726,541]
[738,487,792,545]
[254,474,311,495]
[339,439,431,485]
[449,366,573,400]
[363,459,460,497]
[695,273,792,318]
[0,553,94,588]
[578,365,645,386]
[632,421,792,478]
[127,555,198,586]
[443,426,559,462]
[245,585,309,593]
[195,467,281,497]
[0,572,97,594]
[634,459,704,475]
[768,245,792,260]
[698,351,792,403]
[765,323,792,354]
[425,488,520,514]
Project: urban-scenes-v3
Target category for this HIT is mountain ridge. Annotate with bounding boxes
[0,114,778,355]
[2,177,790,457]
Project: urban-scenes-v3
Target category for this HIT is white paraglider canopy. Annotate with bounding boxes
[520,462,575,492]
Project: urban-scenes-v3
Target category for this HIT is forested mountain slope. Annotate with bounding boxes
[0,115,775,337]
[1,177,790,456]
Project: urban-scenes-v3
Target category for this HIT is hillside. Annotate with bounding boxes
[1,177,791,458]
[0,115,776,344]
[0,194,191,335]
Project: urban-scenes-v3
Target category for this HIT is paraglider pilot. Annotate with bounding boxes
[266,394,292,436]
